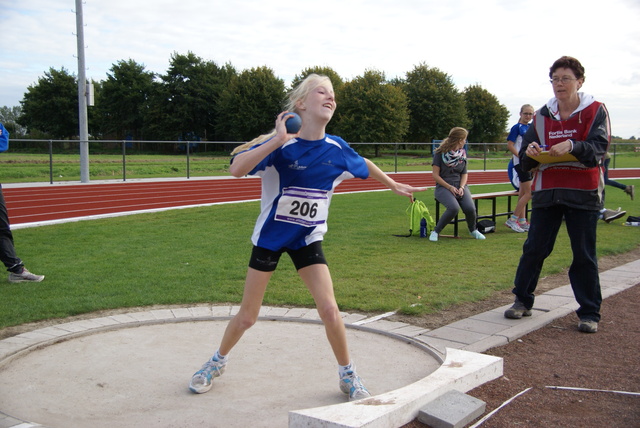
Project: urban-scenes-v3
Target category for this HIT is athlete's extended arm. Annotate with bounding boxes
[365,159,426,198]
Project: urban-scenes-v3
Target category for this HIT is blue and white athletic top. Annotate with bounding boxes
[236,134,369,251]
[507,122,530,166]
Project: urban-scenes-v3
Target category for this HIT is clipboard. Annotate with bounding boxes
[530,151,578,164]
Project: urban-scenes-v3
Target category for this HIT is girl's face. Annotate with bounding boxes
[519,107,534,124]
[298,84,336,122]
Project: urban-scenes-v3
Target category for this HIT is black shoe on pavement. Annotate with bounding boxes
[504,299,532,319]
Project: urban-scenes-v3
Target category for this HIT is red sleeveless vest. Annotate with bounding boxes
[532,102,603,192]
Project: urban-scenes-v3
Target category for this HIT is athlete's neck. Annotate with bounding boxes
[298,123,327,141]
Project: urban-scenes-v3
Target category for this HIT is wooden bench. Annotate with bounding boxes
[435,190,526,237]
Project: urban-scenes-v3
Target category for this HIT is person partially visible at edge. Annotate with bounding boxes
[429,127,486,242]
[505,56,610,334]
[505,104,535,233]
[603,152,634,201]
[596,152,632,223]
[0,123,45,283]
[187,74,426,400]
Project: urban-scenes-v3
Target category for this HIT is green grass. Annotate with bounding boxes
[2,180,639,329]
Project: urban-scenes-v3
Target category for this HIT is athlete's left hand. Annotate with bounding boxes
[391,183,427,198]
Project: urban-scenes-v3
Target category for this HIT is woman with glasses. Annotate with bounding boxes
[504,56,611,334]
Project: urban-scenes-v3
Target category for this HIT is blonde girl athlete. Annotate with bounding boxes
[189,74,425,400]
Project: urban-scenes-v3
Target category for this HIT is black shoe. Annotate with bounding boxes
[578,319,598,333]
[504,299,532,319]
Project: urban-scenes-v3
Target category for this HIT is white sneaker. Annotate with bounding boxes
[505,218,525,233]
[429,231,438,242]
[339,370,371,401]
[8,268,44,283]
[189,356,227,393]
[470,230,486,240]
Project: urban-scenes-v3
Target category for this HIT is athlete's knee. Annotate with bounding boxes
[317,302,342,325]
[232,310,259,331]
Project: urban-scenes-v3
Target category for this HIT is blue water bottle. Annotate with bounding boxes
[419,218,427,237]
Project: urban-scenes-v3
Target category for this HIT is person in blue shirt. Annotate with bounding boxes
[505,104,534,232]
[188,74,426,400]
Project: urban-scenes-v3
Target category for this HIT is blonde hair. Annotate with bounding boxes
[231,74,333,155]
[520,104,534,113]
[435,127,468,153]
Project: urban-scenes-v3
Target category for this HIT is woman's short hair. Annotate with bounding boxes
[549,56,585,81]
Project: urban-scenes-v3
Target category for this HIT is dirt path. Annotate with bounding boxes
[400,247,640,428]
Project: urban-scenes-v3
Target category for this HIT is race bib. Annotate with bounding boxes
[275,187,329,226]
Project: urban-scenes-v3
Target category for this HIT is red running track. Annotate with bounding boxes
[4,169,639,227]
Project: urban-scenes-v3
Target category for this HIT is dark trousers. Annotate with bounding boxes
[513,205,602,322]
[604,157,626,191]
[0,186,23,272]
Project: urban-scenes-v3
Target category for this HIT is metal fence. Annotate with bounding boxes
[7,139,639,184]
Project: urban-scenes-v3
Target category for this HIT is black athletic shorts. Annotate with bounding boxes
[514,163,532,183]
[248,241,327,272]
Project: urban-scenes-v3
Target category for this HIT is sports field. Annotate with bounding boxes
[1,172,639,330]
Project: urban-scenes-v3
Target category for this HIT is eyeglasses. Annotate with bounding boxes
[549,77,577,85]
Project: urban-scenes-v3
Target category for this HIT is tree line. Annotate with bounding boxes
[3,51,510,151]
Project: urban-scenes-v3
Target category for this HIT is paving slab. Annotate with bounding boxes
[418,390,486,428]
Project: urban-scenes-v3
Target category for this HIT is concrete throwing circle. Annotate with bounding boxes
[0,319,440,428]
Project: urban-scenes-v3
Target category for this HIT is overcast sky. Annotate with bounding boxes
[2,0,639,138]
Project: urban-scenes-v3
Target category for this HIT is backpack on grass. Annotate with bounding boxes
[396,198,435,237]
[476,219,496,234]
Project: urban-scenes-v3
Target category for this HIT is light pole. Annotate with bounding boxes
[75,0,90,183]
